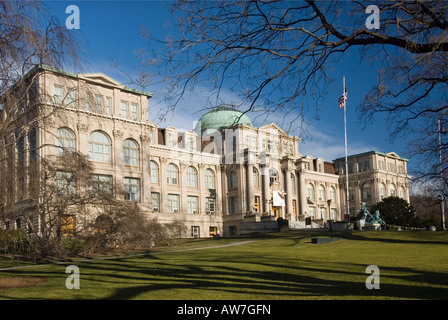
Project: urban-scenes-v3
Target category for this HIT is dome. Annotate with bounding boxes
[194,105,254,134]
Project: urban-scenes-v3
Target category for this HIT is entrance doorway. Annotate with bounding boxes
[272,207,280,220]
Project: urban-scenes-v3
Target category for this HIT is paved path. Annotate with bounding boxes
[0,240,256,271]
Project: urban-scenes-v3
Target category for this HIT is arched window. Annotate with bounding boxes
[228,171,237,188]
[361,183,371,200]
[186,166,198,187]
[389,183,397,197]
[291,173,296,193]
[380,183,387,199]
[205,169,215,189]
[329,187,336,202]
[150,161,159,183]
[307,184,315,200]
[399,186,406,199]
[123,139,139,166]
[318,185,325,200]
[88,131,111,163]
[56,127,75,155]
[269,168,278,184]
[167,163,179,185]
[253,167,260,188]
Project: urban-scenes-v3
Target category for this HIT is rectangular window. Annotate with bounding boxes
[308,206,315,219]
[187,195,199,214]
[95,94,103,113]
[168,134,176,147]
[67,88,76,106]
[124,177,140,201]
[121,101,128,117]
[90,174,112,195]
[56,171,75,195]
[105,97,111,114]
[168,194,180,213]
[86,92,93,110]
[54,85,63,103]
[206,197,215,214]
[151,192,160,211]
[229,196,238,214]
[131,103,138,119]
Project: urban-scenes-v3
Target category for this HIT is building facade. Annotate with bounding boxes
[0,66,410,237]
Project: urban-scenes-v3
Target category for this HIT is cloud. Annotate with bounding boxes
[299,130,377,162]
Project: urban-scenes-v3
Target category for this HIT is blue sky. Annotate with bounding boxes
[44,0,412,165]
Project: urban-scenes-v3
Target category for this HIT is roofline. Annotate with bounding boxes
[333,150,409,162]
[25,64,154,98]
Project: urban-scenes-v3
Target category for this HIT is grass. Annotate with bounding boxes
[0,230,447,300]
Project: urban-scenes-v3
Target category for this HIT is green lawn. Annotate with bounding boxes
[0,230,448,300]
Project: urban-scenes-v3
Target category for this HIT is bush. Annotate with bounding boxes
[0,229,30,254]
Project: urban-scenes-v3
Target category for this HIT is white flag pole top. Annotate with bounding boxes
[343,76,350,222]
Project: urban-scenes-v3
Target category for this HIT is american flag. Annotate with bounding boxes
[338,87,347,109]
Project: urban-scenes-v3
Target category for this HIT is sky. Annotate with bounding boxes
[43,0,413,166]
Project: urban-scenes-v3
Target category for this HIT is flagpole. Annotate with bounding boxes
[343,76,350,224]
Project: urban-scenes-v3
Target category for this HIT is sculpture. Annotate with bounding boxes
[358,202,386,230]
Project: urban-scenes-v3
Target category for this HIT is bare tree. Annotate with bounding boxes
[138,0,448,174]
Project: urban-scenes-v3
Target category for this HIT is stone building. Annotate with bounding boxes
[0,65,410,237]
[333,151,410,217]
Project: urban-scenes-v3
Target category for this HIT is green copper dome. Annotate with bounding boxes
[195,105,254,134]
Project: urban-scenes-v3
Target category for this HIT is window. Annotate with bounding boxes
[168,134,176,147]
[124,177,140,201]
[67,88,76,106]
[168,194,180,212]
[90,174,112,195]
[105,97,111,114]
[361,183,371,200]
[191,226,200,238]
[95,95,103,113]
[123,139,139,166]
[150,161,159,183]
[54,85,63,103]
[308,207,315,219]
[253,167,259,188]
[228,171,237,188]
[121,101,128,117]
[229,196,238,214]
[378,160,385,171]
[88,131,111,163]
[86,92,92,110]
[318,185,325,201]
[320,207,326,220]
[204,169,215,189]
[307,184,315,200]
[56,171,75,195]
[186,166,198,187]
[330,209,337,221]
[329,187,336,202]
[187,196,199,214]
[399,186,406,199]
[131,103,138,119]
[291,173,296,193]
[56,127,76,156]
[206,197,215,213]
[389,183,396,197]
[151,192,160,211]
[269,168,278,184]
[167,163,179,185]
[185,137,194,151]
[349,186,355,201]
[380,183,386,199]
